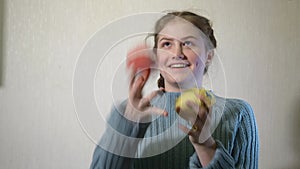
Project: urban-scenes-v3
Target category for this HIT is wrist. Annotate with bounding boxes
[192,137,216,150]
[192,137,217,167]
[124,103,150,123]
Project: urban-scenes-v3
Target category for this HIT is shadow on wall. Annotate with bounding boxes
[0,0,4,86]
[291,92,300,168]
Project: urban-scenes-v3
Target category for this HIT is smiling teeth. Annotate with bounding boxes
[170,64,189,68]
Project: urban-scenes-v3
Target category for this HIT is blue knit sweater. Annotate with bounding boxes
[90,92,259,169]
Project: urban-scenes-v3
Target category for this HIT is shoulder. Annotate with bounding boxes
[214,95,255,124]
[212,96,258,143]
[225,97,253,114]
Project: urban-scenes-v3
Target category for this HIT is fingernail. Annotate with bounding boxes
[175,107,180,113]
[136,75,144,83]
[140,76,144,82]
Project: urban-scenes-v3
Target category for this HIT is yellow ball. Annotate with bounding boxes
[175,88,216,122]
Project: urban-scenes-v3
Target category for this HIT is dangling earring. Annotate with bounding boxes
[157,74,165,88]
[204,66,208,74]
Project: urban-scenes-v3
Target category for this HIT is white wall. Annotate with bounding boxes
[0,0,299,168]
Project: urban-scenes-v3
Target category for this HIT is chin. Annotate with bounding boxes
[177,81,200,90]
[167,75,200,90]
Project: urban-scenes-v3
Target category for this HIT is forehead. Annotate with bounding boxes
[158,18,203,40]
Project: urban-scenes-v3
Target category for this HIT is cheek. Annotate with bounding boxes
[192,54,206,70]
[186,50,201,64]
[155,57,166,72]
[156,52,168,66]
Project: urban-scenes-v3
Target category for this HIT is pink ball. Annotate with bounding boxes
[127,45,153,80]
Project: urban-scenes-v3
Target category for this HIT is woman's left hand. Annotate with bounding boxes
[178,93,213,144]
[179,93,217,167]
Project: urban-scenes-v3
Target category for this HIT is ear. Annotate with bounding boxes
[206,49,214,65]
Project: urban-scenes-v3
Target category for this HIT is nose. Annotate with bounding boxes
[173,42,185,60]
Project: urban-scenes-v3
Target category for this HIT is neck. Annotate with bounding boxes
[164,80,202,92]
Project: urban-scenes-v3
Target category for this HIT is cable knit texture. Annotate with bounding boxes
[90,92,259,169]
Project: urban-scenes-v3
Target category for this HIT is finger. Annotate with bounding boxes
[186,100,201,114]
[197,105,209,123]
[144,106,168,117]
[196,94,212,120]
[128,68,148,89]
[144,88,164,101]
[130,75,145,99]
[185,100,210,126]
[192,116,205,131]
[179,123,199,140]
[138,97,151,110]
[197,118,213,144]
[200,95,210,110]
[178,123,190,135]
[137,88,163,109]
[138,68,150,83]
[128,65,136,88]
[196,93,213,110]
[176,101,198,124]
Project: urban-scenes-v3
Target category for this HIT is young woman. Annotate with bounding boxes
[90,11,259,169]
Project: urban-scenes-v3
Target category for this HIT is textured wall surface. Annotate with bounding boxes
[0,0,299,168]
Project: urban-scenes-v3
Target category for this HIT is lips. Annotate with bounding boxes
[168,62,191,68]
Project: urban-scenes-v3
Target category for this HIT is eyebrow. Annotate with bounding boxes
[158,36,198,42]
[182,36,198,40]
[158,37,174,42]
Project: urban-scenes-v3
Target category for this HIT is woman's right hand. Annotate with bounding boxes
[124,70,168,123]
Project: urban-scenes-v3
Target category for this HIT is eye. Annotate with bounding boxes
[162,41,172,48]
[183,41,192,47]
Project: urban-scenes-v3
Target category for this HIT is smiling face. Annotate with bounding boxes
[156,18,212,92]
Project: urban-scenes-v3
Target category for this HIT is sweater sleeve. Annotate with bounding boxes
[90,102,150,169]
[189,100,259,169]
